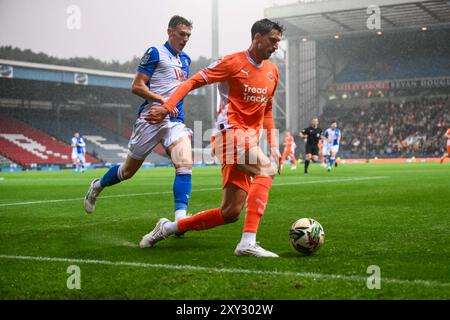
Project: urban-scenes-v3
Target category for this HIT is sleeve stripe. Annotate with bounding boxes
[199,71,209,84]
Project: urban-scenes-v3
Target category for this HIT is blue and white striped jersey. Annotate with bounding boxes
[136,42,191,123]
[71,136,86,154]
[324,128,341,146]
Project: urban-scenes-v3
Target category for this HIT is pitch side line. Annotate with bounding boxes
[0,254,448,288]
[0,176,389,208]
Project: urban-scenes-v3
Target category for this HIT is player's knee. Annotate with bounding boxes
[120,167,136,180]
[173,159,193,169]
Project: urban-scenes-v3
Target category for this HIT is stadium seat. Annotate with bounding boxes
[0,115,100,166]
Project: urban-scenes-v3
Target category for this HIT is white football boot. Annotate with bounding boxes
[234,242,279,258]
[139,218,170,248]
[84,178,102,214]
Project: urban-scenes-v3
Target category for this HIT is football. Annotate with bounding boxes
[289,218,325,254]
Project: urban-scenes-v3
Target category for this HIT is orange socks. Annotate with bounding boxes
[177,208,225,233]
[176,176,273,235]
[243,175,273,233]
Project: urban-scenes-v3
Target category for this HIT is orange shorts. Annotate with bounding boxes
[447,146,450,154]
[211,129,258,193]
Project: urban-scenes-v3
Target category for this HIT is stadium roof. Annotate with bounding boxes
[265,0,450,39]
[0,59,133,89]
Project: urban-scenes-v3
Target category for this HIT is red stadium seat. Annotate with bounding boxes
[0,116,101,166]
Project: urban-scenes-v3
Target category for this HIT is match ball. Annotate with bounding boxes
[289,218,325,254]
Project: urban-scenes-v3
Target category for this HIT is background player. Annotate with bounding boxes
[319,139,326,168]
[71,131,86,173]
[299,117,324,174]
[84,16,194,228]
[141,19,284,258]
[323,121,341,171]
[439,127,450,164]
[280,131,297,170]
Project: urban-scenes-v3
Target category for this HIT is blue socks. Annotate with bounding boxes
[100,165,123,188]
[98,165,191,220]
[329,157,336,168]
[173,168,192,218]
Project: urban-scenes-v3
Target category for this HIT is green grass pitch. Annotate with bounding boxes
[0,163,449,299]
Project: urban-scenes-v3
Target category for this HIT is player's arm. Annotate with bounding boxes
[131,47,165,105]
[263,79,281,173]
[299,129,307,138]
[321,133,331,143]
[131,73,165,104]
[146,56,237,124]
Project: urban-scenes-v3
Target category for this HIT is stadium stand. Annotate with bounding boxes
[321,96,450,158]
[0,115,100,166]
[0,107,170,165]
[336,54,450,83]
[0,154,15,167]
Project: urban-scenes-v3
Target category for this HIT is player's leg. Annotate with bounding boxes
[310,145,320,169]
[84,155,144,213]
[440,146,450,164]
[304,142,312,173]
[321,150,326,167]
[79,153,86,173]
[232,146,279,257]
[304,152,312,174]
[280,150,287,168]
[140,175,247,248]
[167,135,193,222]
[329,149,337,170]
[72,150,78,173]
[322,145,330,168]
[328,151,335,171]
[84,118,164,213]
[290,152,297,170]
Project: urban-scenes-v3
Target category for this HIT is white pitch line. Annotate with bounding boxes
[0,176,389,208]
[0,254,448,288]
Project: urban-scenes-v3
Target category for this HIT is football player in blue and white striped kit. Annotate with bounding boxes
[71,131,86,173]
[323,121,341,172]
[84,16,194,235]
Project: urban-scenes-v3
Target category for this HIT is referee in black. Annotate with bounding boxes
[299,117,324,174]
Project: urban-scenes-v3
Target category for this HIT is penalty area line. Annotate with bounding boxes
[0,253,448,288]
[0,176,389,208]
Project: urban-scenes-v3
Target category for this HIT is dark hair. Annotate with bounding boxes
[330,120,337,124]
[251,18,284,39]
[168,15,193,28]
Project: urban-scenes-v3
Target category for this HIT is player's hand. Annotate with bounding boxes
[270,146,282,174]
[145,105,170,124]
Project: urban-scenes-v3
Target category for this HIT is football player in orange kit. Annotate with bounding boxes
[281,131,297,170]
[439,128,450,164]
[140,19,284,257]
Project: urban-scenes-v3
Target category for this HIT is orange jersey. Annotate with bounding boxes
[165,51,279,145]
[284,135,295,152]
[446,128,450,146]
